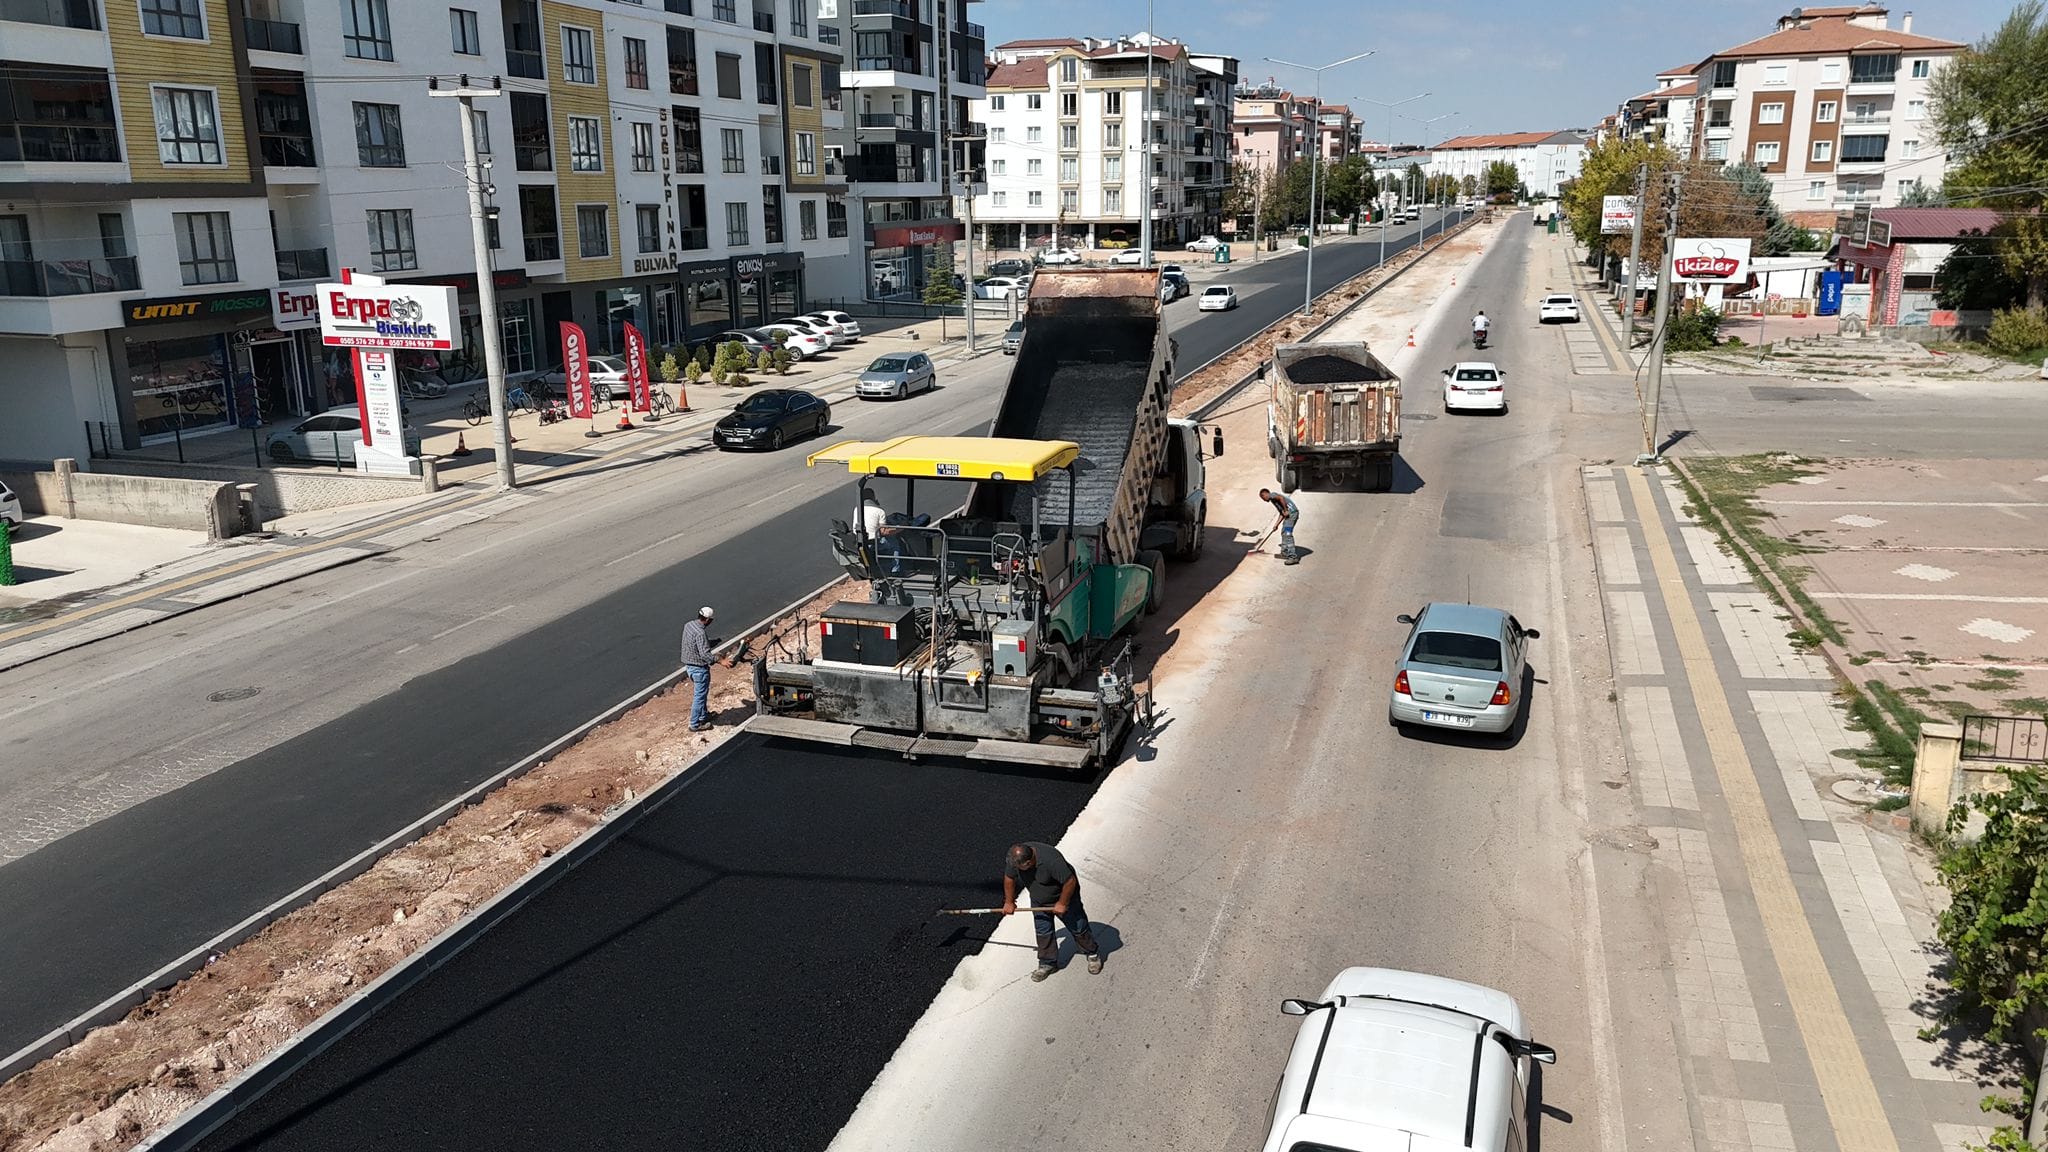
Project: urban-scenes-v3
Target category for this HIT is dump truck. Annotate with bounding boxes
[1265,340,1402,493]
[742,268,1221,770]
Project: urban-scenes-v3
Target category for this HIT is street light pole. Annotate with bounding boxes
[1266,49,1373,318]
[429,75,513,489]
[1406,111,1455,244]
[1359,91,1428,273]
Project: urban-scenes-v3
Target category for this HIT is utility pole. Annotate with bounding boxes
[430,75,513,489]
[1620,163,1648,354]
[955,137,983,352]
[1639,168,1683,465]
[1139,0,1155,268]
[1249,150,1264,261]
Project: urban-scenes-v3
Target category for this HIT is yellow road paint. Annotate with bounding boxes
[1623,467,1900,1152]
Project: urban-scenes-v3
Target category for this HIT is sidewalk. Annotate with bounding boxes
[1583,461,2019,1152]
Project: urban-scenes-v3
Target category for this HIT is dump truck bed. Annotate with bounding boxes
[1272,341,1401,449]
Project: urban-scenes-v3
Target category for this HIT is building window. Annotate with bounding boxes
[99,213,128,258]
[1816,100,1837,122]
[713,0,735,20]
[1104,122,1121,148]
[1059,124,1077,149]
[1104,91,1121,115]
[755,43,776,104]
[792,63,813,108]
[511,91,550,170]
[1764,63,1788,85]
[342,0,393,60]
[1025,126,1042,143]
[989,95,1005,111]
[990,191,1007,206]
[1902,138,1919,158]
[562,26,595,84]
[799,199,817,239]
[174,211,235,284]
[1807,180,1827,200]
[624,36,648,88]
[1103,187,1121,213]
[1841,134,1886,162]
[1758,102,1784,124]
[141,0,205,38]
[1103,155,1121,181]
[989,126,1005,143]
[636,204,661,252]
[1850,53,1898,83]
[152,87,222,164]
[577,204,609,257]
[1027,190,1043,206]
[721,127,744,172]
[1058,57,1076,82]
[1811,139,1832,162]
[676,106,704,172]
[827,198,846,237]
[366,207,416,271]
[762,185,782,243]
[1059,156,1077,181]
[716,52,742,99]
[1026,94,1042,111]
[725,201,749,245]
[794,131,816,174]
[1026,158,1042,175]
[569,115,602,170]
[450,8,481,55]
[353,102,405,166]
[631,121,654,170]
[788,0,806,35]
[1911,59,1930,79]
[1059,189,1077,212]
[1821,61,1842,84]
[1906,99,1925,120]
[990,158,1006,175]
[1060,92,1077,117]
[669,28,698,94]
[1705,138,1728,160]
[1753,140,1780,165]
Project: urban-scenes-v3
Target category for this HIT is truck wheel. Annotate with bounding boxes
[1267,433,1278,459]
[1141,548,1166,613]
[1277,458,1299,495]
[1375,458,1397,492]
[1181,508,1206,560]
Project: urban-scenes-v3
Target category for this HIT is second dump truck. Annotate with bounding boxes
[1265,340,1402,493]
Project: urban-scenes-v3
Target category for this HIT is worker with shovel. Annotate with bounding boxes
[1001,842,1104,981]
[1257,488,1301,565]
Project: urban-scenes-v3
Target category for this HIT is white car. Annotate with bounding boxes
[1260,967,1556,1152]
[1109,247,1148,265]
[974,276,1028,299]
[1442,361,1508,413]
[1185,235,1224,252]
[267,406,422,465]
[1198,285,1238,311]
[800,310,863,340]
[1538,293,1581,323]
[0,480,22,528]
[1038,248,1085,265]
[755,325,827,359]
[771,316,838,349]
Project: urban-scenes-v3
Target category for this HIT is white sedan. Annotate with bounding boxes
[539,354,631,399]
[1442,362,1508,413]
[1538,293,1582,323]
[1198,285,1238,311]
[800,310,863,340]
[1038,248,1085,265]
[770,315,838,349]
[974,276,1028,299]
[755,324,828,359]
[267,405,423,464]
[1109,247,1147,265]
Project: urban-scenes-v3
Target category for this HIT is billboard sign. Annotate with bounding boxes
[1670,238,1752,283]
[317,282,462,350]
[1600,195,1638,235]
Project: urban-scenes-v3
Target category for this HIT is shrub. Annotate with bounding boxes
[713,340,751,385]
[1985,305,2048,359]
[1664,306,1725,352]
[755,348,774,374]
[1935,768,2048,1046]
[657,353,681,387]
[771,347,793,375]
[682,358,703,387]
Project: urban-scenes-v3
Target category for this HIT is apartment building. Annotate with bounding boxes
[1315,104,1356,162]
[0,0,847,463]
[1684,4,1961,226]
[808,0,983,301]
[1428,132,1588,199]
[1231,83,1313,178]
[970,34,1236,252]
[1617,66,1699,155]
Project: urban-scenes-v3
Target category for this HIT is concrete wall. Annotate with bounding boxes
[94,459,422,521]
[0,335,108,465]
[0,463,235,537]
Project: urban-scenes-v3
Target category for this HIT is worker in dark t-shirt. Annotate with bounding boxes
[1002,841,1103,981]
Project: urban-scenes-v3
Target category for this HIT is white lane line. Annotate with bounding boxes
[1185,851,1252,992]
[1760,500,2048,508]
[1809,593,2048,603]
[428,603,517,642]
[604,527,701,568]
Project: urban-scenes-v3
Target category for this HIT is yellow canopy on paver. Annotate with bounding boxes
[806,436,1080,482]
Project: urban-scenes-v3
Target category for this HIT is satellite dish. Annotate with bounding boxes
[1789,6,1803,16]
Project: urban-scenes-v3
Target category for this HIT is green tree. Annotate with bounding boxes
[1460,174,1479,198]
[1936,233,2029,309]
[1721,163,1807,255]
[1897,180,1943,206]
[1482,160,1521,200]
[922,242,964,339]
[1325,155,1368,220]
[1929,0,2048,307]
[1224,159,1262,231]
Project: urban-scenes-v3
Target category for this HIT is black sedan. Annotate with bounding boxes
[712,389,831,451]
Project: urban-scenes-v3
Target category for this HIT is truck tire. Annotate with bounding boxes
[1267,432,1279,459]
[1141,548,1166,613]
[1180,508,1206,560]
[1375,457,1397,492]
[1277,457,1299,494]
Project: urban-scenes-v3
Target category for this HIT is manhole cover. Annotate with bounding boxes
[208,687,262,703]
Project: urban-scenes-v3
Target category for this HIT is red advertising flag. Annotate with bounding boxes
[623,322,652,412]
[560,321,593,419]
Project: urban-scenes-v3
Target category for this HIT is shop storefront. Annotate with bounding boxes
[114,288,274,444]
[680,258,734,345]
[869,221,964,299]
[388,268,538,385]
[674,253,806,346]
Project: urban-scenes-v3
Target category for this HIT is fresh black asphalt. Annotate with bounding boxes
[0,211,1460,1058]
[188,738,1097,1152]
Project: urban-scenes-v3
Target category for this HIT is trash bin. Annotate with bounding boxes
[1213,247,1230,264]
[1297,235,1309,248]
[1348,218,1359,235]
[1266,236,1278,252]
[1547,217,1559,234]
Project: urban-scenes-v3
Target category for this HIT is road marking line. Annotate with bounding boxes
[1625,466,1902,1152]
[428,603,517,642]
[1184,851,1251,992]
[1761,500,2048,508]
[1810,593,2048,604]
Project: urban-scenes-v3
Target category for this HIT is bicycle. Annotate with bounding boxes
[462,390,487,426]
[648,387,678,418]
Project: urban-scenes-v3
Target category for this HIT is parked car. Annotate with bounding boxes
[771,315,839,348]
[974,276,1029,300]
[1387,602,1539,735]
[267,406,423,465]
[0,480,22,528]
[1259,967,1556,1152]
[856,352,937,400]
[800,310,863,340]
[1441,361,1508,414]
[1185,235,1225,252]
[712,389,830,450]
[1038,248,1085,265]
[987,258,1032,278]
[1001,320,1025,354]
[712,330,775,356]
[1198,284,1238,311]
[1109,247,1148,265]
[538,354,631,399]
[755,324,828,359]
[1538,293,1582,323]
[1161,270,1191,299]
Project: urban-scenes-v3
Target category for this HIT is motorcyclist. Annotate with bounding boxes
[1472,311,1491,346]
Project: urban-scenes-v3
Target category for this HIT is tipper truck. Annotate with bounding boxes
[743,268,1222,770]
[1265,340,1402,493]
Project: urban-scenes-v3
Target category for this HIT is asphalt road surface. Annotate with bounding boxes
[0,210,1459,1059]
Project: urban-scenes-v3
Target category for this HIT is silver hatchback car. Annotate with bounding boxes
[856,351,936,400]
[1387,602,1540,735]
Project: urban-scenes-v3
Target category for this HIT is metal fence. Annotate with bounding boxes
[1960,714,2048,763]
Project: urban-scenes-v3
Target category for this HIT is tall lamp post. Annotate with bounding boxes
[1265,50,1374,317]
[1402,110,1457,243]
[1359,92,1429,272]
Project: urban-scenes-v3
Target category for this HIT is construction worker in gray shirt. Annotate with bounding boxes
[680,606,736,731]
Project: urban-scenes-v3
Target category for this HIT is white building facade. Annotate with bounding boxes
[1427,132,1588,199]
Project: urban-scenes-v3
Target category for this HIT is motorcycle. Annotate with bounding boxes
[1472,327,1489,350]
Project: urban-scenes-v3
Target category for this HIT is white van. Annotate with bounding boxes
[1258,967,1557,1152]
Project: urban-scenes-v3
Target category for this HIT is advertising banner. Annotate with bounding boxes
[623,322,652,412]
[355,350,406,453]
[1600,195,1637,235]
[317,281,461,350]
[561,321,594,420]
[1670,238,1753,284]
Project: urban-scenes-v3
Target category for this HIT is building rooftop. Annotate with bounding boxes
[985,57,1050,88]
[1433,131,1582,150]
[1871,207,2005,239]
[1711,14,1962,59]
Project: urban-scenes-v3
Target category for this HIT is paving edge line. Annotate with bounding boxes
[0,574,846,1090]
[1187,215,1483,421]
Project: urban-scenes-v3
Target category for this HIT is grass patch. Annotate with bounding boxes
[1979,666,2022,681]
[1849,655,1873,666]
[1874,794,1910,812]
[1967,679,2017,692]
[1674,455,1843,645]
[2000,697,2048,715]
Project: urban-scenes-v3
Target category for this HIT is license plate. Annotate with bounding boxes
[1422,710,1475,727]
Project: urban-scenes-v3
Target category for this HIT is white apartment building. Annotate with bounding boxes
[1,0,845,463]
[971,34,1236,252]
[1618,66,1699,156]
[1428,132,1588,199]
[1686,4,1960,225]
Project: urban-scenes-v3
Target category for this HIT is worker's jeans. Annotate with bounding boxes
[684,664,711,727]
[1033,895,1100,966]
[1280,512,1299,558]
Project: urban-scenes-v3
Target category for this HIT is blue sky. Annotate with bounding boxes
[976,0,2016,143]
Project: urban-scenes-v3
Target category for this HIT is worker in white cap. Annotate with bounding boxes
[679,605,722,731]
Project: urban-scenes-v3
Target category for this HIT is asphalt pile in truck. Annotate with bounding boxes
[1282,352,1396,384]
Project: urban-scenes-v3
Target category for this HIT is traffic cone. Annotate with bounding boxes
[452,432,472,457]
[676,383,691,412]
[617,408,635,430]
[1406,327,1416,348]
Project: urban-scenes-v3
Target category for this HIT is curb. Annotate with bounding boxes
[0,575,843,1090]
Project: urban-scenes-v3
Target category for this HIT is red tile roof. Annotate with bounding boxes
[985,57,1049,88]
[994,38,1084,49]
[1658,61,1703,77]
[1872,207,2004,239]
[1711,17,1962,59]
[1434,131,1572,150]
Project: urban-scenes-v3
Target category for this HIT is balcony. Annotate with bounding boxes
[1832,191,1880,207]
[851,0,914,15]
[0,256,139,297]
[1846,71,1897,92]
[259,132,315,168]
[859,112,914,129]
[752,8,773,31]
[855,56,919,74]
[678,226,708,251]
[0,0,100,28]
[1839,113,1890,132]
[1837,155,1888,172]
[274,247,329,281]
[1,123,122,163]
[523,232,560,261]
[763,155,782,175]
[243,16,302,53]
[847,161,926,184]
[507,48,544,79]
